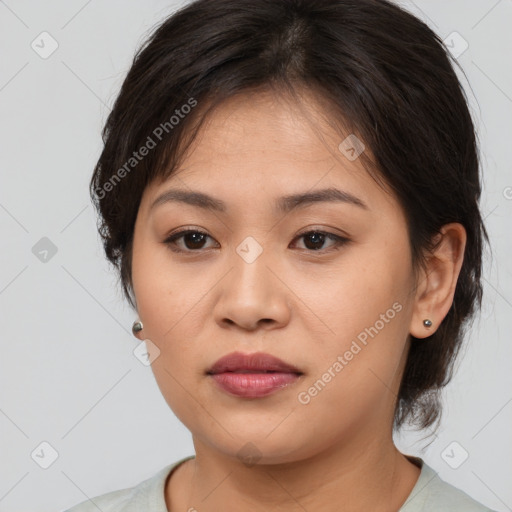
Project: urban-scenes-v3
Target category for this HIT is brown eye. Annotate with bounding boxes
[164,229,217,253]
[292,230,349,252]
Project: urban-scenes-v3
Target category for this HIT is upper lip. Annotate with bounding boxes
[207,351,303,375]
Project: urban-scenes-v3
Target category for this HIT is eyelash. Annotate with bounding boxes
[163,228,350,254]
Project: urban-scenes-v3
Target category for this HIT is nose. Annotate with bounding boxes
[213,247,291,332]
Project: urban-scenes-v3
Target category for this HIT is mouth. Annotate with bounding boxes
[206,351,303,375]
[206,351,304,398]
[218,369,289,373]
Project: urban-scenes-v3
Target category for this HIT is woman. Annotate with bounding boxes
[65,0,495,510]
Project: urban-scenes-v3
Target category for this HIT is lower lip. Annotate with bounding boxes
[209,372,301,398]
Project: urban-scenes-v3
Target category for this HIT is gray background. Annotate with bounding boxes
[0,1,511,511]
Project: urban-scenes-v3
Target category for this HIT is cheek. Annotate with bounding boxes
[297,240,412,340]
[293,304,410,435]
[132,239,203,334]
[296,240,414,397]
[131,240,215,378]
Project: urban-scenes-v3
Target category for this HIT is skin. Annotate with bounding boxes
[131,89,466,511]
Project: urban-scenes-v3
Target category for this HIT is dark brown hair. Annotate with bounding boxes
[90,0,488,431]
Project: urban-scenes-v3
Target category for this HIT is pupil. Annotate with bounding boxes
[305,232,325,250]
[185,232,206,249]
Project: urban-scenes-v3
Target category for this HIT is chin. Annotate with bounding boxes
[192,423,323,466]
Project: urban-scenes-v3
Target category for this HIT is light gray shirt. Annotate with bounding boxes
[63,455,496,511]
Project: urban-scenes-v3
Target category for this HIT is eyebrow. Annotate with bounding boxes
[149,187,368,214]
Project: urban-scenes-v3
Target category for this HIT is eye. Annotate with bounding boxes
[163,229,218,253]
[291,230,349,252]
[163,228,349,254]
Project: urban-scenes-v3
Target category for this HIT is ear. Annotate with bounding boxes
[409,223,467,339]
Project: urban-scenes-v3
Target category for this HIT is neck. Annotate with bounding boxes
[167,427,421,512]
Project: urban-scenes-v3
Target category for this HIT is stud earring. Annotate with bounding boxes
[132,320,143,337]
[423,319,433,328]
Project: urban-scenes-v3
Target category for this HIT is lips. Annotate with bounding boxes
[207,351,303,375]
[206,352,303,398]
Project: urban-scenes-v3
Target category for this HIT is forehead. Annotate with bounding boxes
[141,89,397,216]
[181,89,349,165]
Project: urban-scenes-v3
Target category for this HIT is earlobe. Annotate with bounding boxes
[409,223,466,339]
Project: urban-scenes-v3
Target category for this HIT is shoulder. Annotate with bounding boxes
[400,457,497,512]
[62,456,194,512]
[63,486,137,512]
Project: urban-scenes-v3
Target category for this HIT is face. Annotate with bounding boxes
[131,90,418,464]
